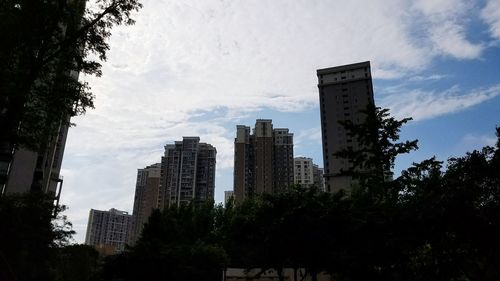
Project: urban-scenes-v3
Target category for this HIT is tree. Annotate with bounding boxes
[334,104,418,201]
[0,193,74,281]
[102,202,228,281]
[54,245,100,281]
[0,0,142,186]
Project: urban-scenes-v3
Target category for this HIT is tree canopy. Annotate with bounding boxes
[0,0,142,150]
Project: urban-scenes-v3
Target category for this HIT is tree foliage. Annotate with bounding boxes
[0,0,142,150]
[335,104,418,190]
[101,202,229,281]
[0,193,75,281]
[101,112,500,281]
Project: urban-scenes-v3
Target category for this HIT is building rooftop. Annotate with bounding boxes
[317,61,370,75]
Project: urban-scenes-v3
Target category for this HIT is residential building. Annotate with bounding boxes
[312,164,325,191]
[158,137,216,207]
[294,157,314,186]
[317,61,375,193]
[3,122,68,199]
[294,157,324,190]
[224,190,234,205]
[129,163,161,244]
[233,120,294,202]
[85,208,132,254]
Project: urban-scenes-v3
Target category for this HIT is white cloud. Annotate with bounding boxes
[429,21,484,59]
[460,133,497,148]
[380,84,500,121]
[481,0,500,40]
[294,127,322,150]
[409,74,448,81]
[411,0,484,59]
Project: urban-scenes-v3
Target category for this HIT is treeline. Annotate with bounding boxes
[1,116,499,281]
[102,127,500,281]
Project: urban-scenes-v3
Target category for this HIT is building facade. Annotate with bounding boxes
[85,208,132,254]
[233,120,294,202]
[129,163,161,244]
[3,120,68,197]
[294,157,324,190]
[158,137,216,207]
[317,61,375,193]
[312,164,325,191]
[294,157,314,186]
[224,190,234,205]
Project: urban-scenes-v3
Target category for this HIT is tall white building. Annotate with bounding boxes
[317,61,375,193]
[85,208,132,254]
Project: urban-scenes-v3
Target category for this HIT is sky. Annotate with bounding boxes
[61,0,500,243]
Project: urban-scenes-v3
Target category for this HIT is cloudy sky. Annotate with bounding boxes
[62,0,500,243]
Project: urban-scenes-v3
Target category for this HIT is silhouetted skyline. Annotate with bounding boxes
[62,0,500,242]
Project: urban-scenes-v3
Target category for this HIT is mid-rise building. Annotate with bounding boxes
[294,157,324,190]
[312,164,325,191]
[85,208,132,254]
[158,137,216,207]
[294,157,314,186]
[129,163,161,244]
[317,61,375,193]
[233,120,294,202]
[224,190,234,205]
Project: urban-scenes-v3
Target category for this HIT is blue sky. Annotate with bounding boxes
[62,0,500,243]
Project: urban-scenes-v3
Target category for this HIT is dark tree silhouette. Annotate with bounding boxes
[102,202,228,281]
[334,104,418,201]
[0,0,142,187]
[0,193,74,281]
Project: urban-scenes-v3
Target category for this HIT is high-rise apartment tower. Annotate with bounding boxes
[233,119,294,202]
[158,137,216,207]
[317,61,375,193]
[129,163,161,244]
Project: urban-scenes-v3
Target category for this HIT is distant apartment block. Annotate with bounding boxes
[224,190,234,205]
[85,208,132,254]
[158,137,216,207]
[312,164,325,191]
[233,120,294,202]
[294,157,314,186]
[129,163,161,244]
[294,157,325,190]
[317,61,375,193]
